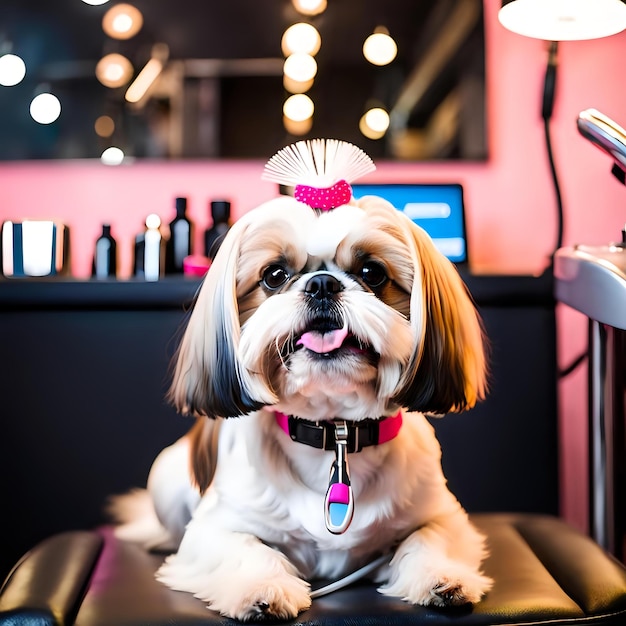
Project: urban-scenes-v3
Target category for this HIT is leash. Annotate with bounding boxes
[310,553,391,598]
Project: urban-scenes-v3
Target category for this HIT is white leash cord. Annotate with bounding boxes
[310,553,391,598]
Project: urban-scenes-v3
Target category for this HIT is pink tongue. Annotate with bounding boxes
[297,327,349,353]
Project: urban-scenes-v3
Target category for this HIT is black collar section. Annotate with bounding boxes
[283,416,385,453]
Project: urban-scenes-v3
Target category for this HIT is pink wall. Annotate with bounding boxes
[1,0,625,533]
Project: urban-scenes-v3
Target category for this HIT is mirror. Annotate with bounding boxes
[1,0,485,161]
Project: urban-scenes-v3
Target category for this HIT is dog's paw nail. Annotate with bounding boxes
[255,600,270,613]
[432,582,468,606]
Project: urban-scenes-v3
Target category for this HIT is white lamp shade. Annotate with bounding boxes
[499,0,626,40]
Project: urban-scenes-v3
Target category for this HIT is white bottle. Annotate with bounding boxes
[134,214,164,281]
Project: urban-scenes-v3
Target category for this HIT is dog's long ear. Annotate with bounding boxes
[187,416,222,494]
[168,219,277,419]
[393,219,487,414]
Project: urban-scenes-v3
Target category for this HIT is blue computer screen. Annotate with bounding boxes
[351,183,467,264]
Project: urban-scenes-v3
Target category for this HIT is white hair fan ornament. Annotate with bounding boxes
[263,138,376,212]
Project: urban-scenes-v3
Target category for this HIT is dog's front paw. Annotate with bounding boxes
[203,574,312,622]
[426,568,492,607]
[158,556,311,622]
[380,562,492,607]
[236,578,312,622]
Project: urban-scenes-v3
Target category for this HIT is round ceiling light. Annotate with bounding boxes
[281,23,321,56]
[360,107,390,139]
[283,53,317,82]
[283,93,314,122]
[291,0,327,16]
[30,92,61,125]
[95,115,115,137]
[0,53,27,86]
[101,146,125,165]
[363,28,398,66]
[96,53,134,88]
[499,0,626,40]
[102,3,143,40]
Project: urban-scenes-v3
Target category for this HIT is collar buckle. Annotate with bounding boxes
[324,420,355,534]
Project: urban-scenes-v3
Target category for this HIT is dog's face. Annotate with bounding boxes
[170,194,486,423]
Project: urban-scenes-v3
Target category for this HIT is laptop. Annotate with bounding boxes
[351,183,468,266]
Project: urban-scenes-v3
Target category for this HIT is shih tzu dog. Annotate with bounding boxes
[113,139,493,621]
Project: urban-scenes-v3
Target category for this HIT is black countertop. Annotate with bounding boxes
[0,269,554,311]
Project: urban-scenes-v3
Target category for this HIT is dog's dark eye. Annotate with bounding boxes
[262,264,291,290]
[360,261,388,288]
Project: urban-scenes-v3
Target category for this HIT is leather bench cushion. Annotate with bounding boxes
[2,513,626,625]
[0,531,102,626]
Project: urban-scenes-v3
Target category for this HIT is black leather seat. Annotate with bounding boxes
[2,513,626,625]
[1,274,624,625]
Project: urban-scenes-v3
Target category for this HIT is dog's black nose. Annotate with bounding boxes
[305,273,342,300]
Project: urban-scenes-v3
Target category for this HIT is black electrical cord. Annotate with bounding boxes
[541,41,588,379]
[542,41,565,258]
[544,119,565,255]
[558,350,588,378]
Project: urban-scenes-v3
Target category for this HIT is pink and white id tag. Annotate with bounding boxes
[324,421,354,534]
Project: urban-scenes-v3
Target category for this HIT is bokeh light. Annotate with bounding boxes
[359,107,390,139]
[0,54,27,86]
[95,115,115,138]
[292,0,327,16]
[102,3,143,40]
[363,28,398,66]
[30,93,61,124]
[283,93,314,122]
[96,53,133,88]
[282,23,321,56]
[101,146,125,165]
[283,53,317,82]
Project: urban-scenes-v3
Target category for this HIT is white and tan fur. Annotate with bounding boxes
[113,194,493,621]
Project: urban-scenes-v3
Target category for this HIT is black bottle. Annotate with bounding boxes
[204,200,231,260]
[92,224,117,279]
[165,197,193,274]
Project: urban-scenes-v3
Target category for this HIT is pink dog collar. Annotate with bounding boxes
[274,411,402,453]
